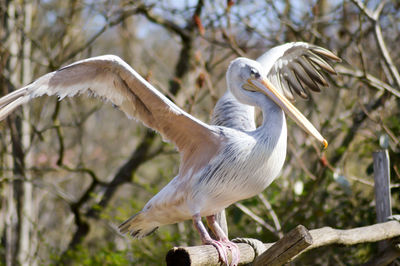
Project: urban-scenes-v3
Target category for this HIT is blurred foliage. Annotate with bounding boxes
[1,0,400,265]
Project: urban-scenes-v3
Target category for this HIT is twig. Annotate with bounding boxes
[234,202,278,237]
[350,0,400,90]
[65,7,143,61]
[336,65,400,98]
[348,175,374,187]
[257,194,283,238]
[136,5,189,40]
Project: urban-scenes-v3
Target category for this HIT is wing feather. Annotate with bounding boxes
[306,52,337,74]
[0,55,221,157]
[282,65,309,99]
[257,42,340,101]
[290,61,320,92]
[296,56,328,86]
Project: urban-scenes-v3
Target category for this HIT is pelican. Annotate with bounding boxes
[0,42,339,265]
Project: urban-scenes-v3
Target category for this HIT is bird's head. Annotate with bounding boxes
[227,58,268,107]
[227,57,328,149]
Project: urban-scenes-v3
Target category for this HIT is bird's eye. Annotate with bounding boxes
[250,68,260,79]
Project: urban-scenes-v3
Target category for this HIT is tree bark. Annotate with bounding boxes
[2,2,36,265]
[18,2,36,265]
[5,2,20,265]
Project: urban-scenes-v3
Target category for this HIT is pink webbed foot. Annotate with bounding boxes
[203,239,230,265]
[221,240,239,266]
[204,239,239,266]
[192,213,240,265]
[206,215,240,266]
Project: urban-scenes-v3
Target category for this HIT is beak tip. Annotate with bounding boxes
[322,139,328,149]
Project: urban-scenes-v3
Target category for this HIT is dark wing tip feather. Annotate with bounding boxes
[282,67,309,99]
[265,42,341,101]
[297,56,329,87]
[307,52,337,75]
[290,61,321,92]
[277,71,295,101]
[309,45,342,62]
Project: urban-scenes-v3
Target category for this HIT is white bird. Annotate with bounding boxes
[0,42,339,265]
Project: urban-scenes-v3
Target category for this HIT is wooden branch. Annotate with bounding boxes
[166,221,400,265]
[336,65,400,98]
[166,242,274,266]
[136,5,190,40]
[305,221,400,249]
[253,225,312,266]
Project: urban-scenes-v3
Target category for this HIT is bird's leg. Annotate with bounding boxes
[206,215,240,266]
[192,214,229,265]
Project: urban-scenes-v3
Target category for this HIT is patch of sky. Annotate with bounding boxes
[45,11,57,25]
[80,0,107,34]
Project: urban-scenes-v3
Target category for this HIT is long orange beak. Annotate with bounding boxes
[248,78,328,149]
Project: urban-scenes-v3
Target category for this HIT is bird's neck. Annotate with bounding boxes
[254,96,287,141]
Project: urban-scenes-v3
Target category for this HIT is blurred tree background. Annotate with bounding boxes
[0,0,399,265]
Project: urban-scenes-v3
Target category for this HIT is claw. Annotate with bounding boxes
[192,214,240,265]
[204,239,230,265]
[205,239,239,266]
[223,240,240,266]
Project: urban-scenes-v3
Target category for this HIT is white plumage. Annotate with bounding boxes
[0,42,340,266]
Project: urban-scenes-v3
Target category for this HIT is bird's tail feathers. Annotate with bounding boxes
[119,212,159,239]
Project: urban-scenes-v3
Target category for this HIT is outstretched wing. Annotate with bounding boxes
[0,55,220,157]
[257,42,341,101]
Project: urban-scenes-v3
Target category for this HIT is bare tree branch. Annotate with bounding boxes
[351,0,400,90]
[234,202,279,237]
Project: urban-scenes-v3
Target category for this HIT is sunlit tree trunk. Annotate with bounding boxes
[3,1,36,265]
[4,3,19,265]
[18,1,36,265]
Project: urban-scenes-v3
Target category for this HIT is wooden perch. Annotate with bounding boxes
[253,225,312,266]
[166,221,400,265]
